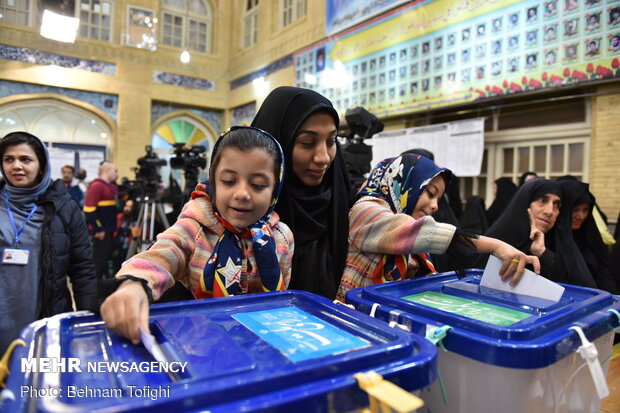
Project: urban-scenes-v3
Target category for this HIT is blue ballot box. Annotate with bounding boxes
[346,269,620,413]
[0,290,437,413]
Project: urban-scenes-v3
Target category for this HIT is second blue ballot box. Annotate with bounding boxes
[345,269,620,413]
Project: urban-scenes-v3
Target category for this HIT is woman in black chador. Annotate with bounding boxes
[481,179,596,287]
[251,87,351,298]
[486,177,518,226]
[559,178,618,293]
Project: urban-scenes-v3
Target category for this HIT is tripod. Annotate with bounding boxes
[126,196,170,259]
[182,166,200,200]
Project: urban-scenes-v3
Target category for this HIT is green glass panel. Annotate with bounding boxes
[169,120,185,143]
[184,122,196,141]
[401,291,531,326]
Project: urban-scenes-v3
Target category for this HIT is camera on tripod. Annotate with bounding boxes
[170,143,207,170]
[122,146,170,258]
[342,107,384,196]
[133,145,167,199]
[170,143,207,194]
[117,177,142,201]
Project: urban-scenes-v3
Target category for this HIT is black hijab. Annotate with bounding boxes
[486,177,518,226]
[251,87,351,298]
[558,179,618,293]
[519,171,538,187]
[460,195,489,234]
[484,179,596,288]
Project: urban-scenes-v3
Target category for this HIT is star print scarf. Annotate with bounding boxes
[195,126,286,298]
[357,154,452,283]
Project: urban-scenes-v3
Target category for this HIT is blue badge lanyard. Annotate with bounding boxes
[4,190,38,248]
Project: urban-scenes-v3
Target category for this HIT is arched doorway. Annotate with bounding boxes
[0,95,114,183]
[151,112,216,192]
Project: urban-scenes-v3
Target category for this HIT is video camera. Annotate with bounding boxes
[342,107,384,196]
[117,176,142,201]
[170,143,207,171]
[131,145,167,199]
[345,106,384,141]
[170,143,207,195]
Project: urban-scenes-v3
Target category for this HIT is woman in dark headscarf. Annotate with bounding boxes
[519,171,538,187]
[483,179,596,287]
[0,131,96,355]
[460,195,489,234]
[486,177,518,226]
[558,179,618,293]
[251,87,351,298]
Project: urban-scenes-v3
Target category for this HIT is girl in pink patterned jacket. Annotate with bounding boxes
[102,126,294,344]
[337,154,539,302]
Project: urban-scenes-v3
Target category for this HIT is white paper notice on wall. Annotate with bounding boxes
[480,256,565,302]
[366,118,485,177]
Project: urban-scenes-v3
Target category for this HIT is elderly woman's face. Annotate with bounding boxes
[292,112,338,186]
[529,193,561,233]
[2,144,41,188]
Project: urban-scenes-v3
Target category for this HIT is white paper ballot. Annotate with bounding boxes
[140,327,168,363]
[480,256,565,302]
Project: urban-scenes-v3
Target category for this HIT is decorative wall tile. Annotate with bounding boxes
[152,71,216,91]
[0,80,118,121]
[0,44,116,75]
[231,102,256,125]
[230,54,294,89]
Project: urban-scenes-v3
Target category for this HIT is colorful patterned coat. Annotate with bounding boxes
[116,196,294,300]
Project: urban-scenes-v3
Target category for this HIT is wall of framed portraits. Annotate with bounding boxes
[296,0,620,118]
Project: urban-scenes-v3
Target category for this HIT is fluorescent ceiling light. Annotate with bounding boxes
[40,10,79,43]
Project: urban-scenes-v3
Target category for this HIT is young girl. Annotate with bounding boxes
[337,155,540,301]
[101,126,294,344]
